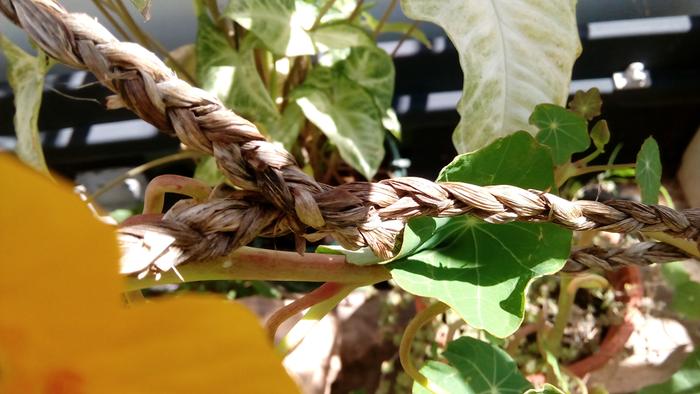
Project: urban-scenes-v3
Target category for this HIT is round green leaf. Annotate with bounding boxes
[390,132,572,337]
[414,337,531,394]
[530,104,589,165]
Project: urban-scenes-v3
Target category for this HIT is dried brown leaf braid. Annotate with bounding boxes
[3,0,698,274]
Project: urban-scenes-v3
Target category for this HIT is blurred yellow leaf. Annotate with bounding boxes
[0,155,299,393]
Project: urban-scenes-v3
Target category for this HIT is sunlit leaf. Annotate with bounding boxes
[0,35,52,176]
[311,23,374,51]
[635,137,661,204]
[639,349,700,394]
[390,132,572,337]
[530,104,589,165]
[568,88,602,120]
[224,0,316,56]
[294,69,384,180]
[400,0,580,153]
[196,13,279,131]
[414,337,531,393]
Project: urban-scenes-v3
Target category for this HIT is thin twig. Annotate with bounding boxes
[110,0,196,84]
[348,0,364,23]
[373,0,397,38]
[391,20,419,57]
[87,150,203,203]
[311,0,337,30]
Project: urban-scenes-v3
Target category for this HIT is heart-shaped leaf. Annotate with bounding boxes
[293,68,385,180]
[224,0,316,56]
[400,0,581,153]
[390,131,572,337]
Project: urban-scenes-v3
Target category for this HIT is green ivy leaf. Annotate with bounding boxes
[196,13,279,133]
[414,337,531,393]
[640,349,700,394]
[524,384,566,394]
[530,104,589,165]
[224,0,316,56]
[590,120,610,151]
[636,137,661,204]
[390,132,572,337]
[568,88,602,120]
[400,0,581,153]
[336,46,395,113]
[0,36,52,176]
[293,69,384,180]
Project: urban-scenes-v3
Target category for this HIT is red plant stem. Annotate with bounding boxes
[124,247,392,291]
[142,175,211,214]
[265,281,345,341]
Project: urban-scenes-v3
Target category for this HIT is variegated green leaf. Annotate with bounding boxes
[224,0,316,56]
[293,69,384,180]
[0,36,52,175]
[336,46,395,112]
[400,0,581,153]
[311,23,375,51]
[196,13,279,132]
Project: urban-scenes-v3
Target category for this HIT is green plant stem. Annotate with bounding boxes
[556,162,636,187]
[373,0,397,38]
[545,274,574,358]
[124,246,391,291]
[574,163,636,176]
[400,301,449,394]
[87,150,203,203]
[545,273,608,358]
[274,282,357,356]
[660,185,675,209]
[311,0,337,30]
[572,148,603,168]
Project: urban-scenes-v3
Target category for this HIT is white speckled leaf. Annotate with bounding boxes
[0,36,52,175]
[224,0,316,56]
[400,0,581,153]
